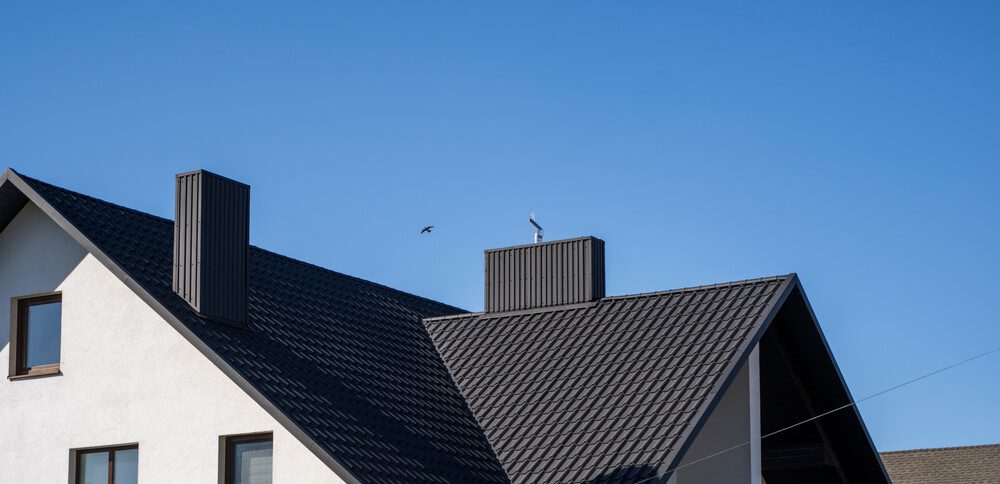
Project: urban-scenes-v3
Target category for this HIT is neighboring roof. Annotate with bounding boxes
[879,444,1000,484]
[425,276,794,484]
[0,170,508,484]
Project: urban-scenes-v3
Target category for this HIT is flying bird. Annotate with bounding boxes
[421,226,434,234]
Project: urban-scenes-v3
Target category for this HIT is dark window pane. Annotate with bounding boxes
[79,451,109,484]
[25,301,61,368]
[233,440,272,484]
[113,448,139,484]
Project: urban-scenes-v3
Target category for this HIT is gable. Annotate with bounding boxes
[0,202,347,483]
[427,276,892,484]
[425,277,790,483]
[0,169,508,484]
[758,287,889,483]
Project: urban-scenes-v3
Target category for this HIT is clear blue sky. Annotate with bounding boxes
[3,1,997,453]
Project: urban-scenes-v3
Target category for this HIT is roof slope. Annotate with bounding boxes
[425,277,792,484]
[880,444,1000,484]
[9,172,508,484]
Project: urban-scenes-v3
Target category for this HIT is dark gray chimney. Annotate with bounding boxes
[484,236,605,313]
[172,170,250,325]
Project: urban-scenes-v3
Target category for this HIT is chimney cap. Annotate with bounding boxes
[175,169,250,189]
[484,235,604,254]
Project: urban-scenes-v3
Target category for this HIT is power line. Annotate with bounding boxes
[626,344,1000,484]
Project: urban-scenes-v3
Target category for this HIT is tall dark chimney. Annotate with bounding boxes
[172,170,249,325]
[484,236,605,313]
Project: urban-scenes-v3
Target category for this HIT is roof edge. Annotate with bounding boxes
[484,235,603,253]
[657,274,891,483]
[174,169,251,189]
[424,274,791,324]
[10,169,465,316]
[658,273,799,483]
[794,282,893,483]
[3,169,363,484]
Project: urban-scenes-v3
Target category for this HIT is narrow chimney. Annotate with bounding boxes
[484,236,605,313]
[173,170,250,325]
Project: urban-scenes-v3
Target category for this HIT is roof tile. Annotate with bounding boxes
[19,174,509,484]
[425,277,788,483]
[880,444,1000,484]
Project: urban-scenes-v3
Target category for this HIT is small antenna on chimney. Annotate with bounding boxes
[529,211,544,243]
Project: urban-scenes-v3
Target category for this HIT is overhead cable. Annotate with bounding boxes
[627,344,1000,484]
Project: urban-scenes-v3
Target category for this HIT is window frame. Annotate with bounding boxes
[8,291,62,379]
[73,443,139,484]
[222,432,273,484]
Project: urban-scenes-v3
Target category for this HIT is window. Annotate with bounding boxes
[9,292,62,378]
[223,433,273,484]
[75,445,138,484]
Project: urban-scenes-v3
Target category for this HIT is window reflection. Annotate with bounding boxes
[25,301,61,368]
[79,451,109,484]
[76,446,137,484]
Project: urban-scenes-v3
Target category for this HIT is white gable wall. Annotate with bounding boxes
[668,346,762,484]
[0,203,346,484]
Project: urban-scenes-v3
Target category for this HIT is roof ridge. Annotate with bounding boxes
[880,443,1000,454]
[425,274,792,323]
[599,274,793,302]
[19,171,467,316]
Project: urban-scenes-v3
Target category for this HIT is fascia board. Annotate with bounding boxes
[792,281,893,483]
[1,168,362,484]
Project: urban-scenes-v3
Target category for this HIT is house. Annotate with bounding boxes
[0,168,891,483]
[879,444,1000,484]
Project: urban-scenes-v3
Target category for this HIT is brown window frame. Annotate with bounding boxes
[73,444,139,484]
[221,432,273,484]
[8,292,62,379]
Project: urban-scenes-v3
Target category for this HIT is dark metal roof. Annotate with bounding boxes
[880,444,1000,484]
[1,167,893,484]
[426,276,794,484]
[0,169,508,484]
[426,277,893,484]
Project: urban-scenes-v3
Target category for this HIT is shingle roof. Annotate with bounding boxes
[9,172,508,484]
[425,277,793,484]
[880,444,1000,484]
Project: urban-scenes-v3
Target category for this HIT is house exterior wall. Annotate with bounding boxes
[669,346,761,484]
[0,203,346,484]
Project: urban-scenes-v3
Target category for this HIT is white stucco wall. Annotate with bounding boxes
[0,203,346,484]
[669,346,761,484]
